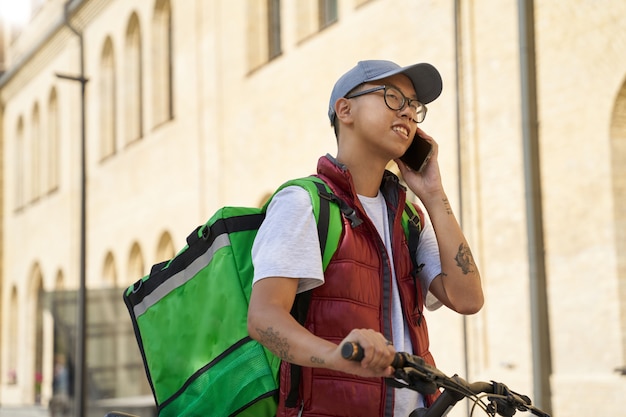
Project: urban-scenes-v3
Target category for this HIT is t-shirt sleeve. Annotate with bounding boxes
[251,186,325,294]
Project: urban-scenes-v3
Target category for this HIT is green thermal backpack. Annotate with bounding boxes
[123,176,422,417]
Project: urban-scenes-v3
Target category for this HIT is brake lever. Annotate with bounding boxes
[390,366,439,394]
[487,382,552,417]
[388,352,450,395]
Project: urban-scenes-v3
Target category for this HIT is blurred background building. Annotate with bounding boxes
[0,0,624,416]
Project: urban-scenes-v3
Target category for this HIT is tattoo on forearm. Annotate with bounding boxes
[442,197,453,215]
[256,327,294,362]
[454,243,476,275]
[310,356,325,365]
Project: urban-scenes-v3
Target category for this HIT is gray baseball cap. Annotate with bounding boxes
[328,60,443,125]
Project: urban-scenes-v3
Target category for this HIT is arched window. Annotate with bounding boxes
[100,37,117,159]
[156,231,175,264]
[31,103,41,202]
[7,286,18,384]
[152,0,173,126]
[123,243,151,396]
[610,76,626,365]
[15,117,25,210]
[125,13,143,144]
[29,265,44,404]
[47,88,60,192]
[103,251,118,287]
[55,270,65,290]
[52,270,69,378]
[127,242,145,286]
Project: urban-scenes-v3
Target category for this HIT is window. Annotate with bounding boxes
[30,267,44,404]
[100,37,116,159]
[318,0,338,29]
[247,0,281,70]
[47,88,59,192]
[124,13,143,144]
[15,117,25,210]
[127,242,144,286]
[156,231,175,264]
[7,286,18,384]
[268,0,282,60]
[103,252,118,287]
[31,103,40,202]
[296,0,337,43]
[152,0,173,126]
[55,270,65,290]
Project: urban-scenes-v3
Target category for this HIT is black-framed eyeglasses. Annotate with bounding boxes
[345,85,427,123]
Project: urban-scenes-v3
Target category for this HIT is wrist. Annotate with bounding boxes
[311,342,342,371]
[419,189,447,208]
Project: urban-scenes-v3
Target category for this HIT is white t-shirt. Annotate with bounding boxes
[251,185,443,416]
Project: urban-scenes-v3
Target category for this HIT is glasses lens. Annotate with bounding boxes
[414,104,426,123]
[383,86,404,111]
[384,86,427,123]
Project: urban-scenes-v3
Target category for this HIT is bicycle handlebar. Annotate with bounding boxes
[341,342,550,417]
[341,341,440,371]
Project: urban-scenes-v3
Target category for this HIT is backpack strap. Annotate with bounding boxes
[264,176,345,271]
[402,202,424,276]
[402,202,425,325]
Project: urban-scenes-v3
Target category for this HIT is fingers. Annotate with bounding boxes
[414,127,438,158]
[394,158,410,174]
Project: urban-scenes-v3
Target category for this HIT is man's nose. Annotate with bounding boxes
[397,103,416,122]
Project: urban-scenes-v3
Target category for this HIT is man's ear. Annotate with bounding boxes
[334,97,353,123]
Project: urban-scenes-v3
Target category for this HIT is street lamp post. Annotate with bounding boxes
[56,2,88,415]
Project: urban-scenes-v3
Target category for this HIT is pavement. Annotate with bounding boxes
[0,397,154,417]
[0,405,48,417]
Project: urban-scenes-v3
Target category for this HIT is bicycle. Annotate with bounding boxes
[105,343,551,417]
[342,342,551,417]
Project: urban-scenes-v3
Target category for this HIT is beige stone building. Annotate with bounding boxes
[0,0,624,416]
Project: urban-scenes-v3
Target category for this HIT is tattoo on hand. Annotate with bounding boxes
[257,327,294,362]
[454,243,476,275]
[310,356,325,365]
[442,197,453,215]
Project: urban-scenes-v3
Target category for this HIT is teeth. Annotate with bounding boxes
[393,126,408,136]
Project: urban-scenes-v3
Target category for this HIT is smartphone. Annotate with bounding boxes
[400,133,433,172]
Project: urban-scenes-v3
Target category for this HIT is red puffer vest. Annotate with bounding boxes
[277,155,439,417]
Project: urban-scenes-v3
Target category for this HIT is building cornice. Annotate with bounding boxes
[0,0,110,103]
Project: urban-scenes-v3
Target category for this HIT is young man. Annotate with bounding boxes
[248,60,484,417]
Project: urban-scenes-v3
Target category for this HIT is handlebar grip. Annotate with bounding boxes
[341,342,405,368]
[341,341,364,361]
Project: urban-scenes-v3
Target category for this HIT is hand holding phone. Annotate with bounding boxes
[400,133,433,172]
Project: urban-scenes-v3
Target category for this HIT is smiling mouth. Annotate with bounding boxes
[392,125,409,137]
